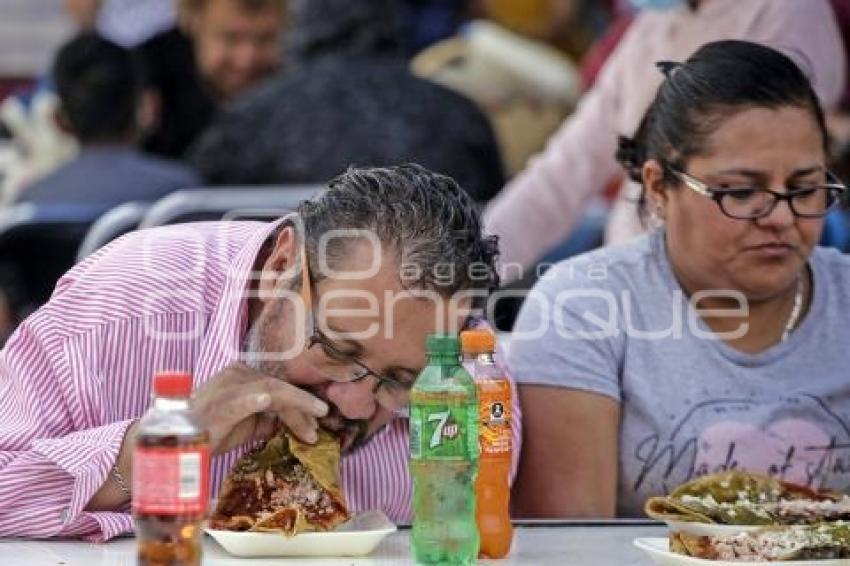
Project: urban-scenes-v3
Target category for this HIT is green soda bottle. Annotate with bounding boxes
[410,334,480,565]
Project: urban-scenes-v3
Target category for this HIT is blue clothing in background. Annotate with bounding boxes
[16,147,200,211]
[401,0,468,56]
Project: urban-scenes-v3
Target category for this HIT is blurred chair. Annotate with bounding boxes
[138,186,323,228]
[0,202,103,318]
[76,201,151,261]
[76,185,324,262]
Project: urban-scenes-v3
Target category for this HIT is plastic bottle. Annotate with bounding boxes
[410,334,480,565]
[461,329,514,559]
[133,372,210,566]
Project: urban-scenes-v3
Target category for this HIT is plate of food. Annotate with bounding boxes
[634,523,850,565]
[645,471,850,538]
[636,471,850,564]
[204,429,397,557]
[206,510,397,557]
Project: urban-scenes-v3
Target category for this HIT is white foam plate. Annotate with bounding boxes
[634,537,850,566]
[665,520,771,537]
[204,510,397,557]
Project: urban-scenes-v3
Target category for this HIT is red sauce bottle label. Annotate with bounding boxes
[133,446,210,515]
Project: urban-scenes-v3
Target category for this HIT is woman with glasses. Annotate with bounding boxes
[507,40,850,519]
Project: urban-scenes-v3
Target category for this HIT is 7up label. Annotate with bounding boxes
[410,401,477,460]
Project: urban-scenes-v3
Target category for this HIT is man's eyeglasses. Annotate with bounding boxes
[299,250,414,410]
[670,168,846,220]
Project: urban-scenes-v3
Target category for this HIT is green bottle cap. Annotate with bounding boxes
[426,333,459,354]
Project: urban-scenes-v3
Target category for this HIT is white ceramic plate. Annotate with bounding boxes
[634,537,850,566]
[665,520,771,537]
[204,509,397,557]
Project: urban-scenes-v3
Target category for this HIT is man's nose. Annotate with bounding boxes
[232,41,262,71]
[325,377,377,420]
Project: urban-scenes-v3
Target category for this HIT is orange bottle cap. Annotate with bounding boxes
[460,329,496,354]
[154,371,193,398]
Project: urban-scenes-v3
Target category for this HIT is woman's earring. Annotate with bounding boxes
[649,204,666,229]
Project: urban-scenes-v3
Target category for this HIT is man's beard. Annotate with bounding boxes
[241,299,289,378]
[318,405,371,454]
[242,303,375,454]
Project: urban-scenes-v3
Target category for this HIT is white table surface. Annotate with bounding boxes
[0,522,668,565]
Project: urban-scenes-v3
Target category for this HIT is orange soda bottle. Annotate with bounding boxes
[460,329,514,558]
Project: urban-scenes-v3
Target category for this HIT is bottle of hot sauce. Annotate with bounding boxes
[133,372,210,566]
[461,329,514,558]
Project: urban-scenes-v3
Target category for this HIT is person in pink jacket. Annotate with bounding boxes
[484,0,846,284]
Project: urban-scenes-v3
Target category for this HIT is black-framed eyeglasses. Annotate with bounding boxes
[299,250,414,410]
[670,168,847,220]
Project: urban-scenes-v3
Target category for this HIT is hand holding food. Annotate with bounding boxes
[191,363,329,455]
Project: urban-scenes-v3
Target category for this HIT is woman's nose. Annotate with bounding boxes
[758,197,796,228]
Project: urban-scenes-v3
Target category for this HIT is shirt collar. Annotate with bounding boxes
[194,219,287,380]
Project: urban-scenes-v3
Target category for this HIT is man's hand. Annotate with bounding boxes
[192,362,329,455]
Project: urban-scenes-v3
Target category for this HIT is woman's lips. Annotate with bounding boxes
[746,242,795,258]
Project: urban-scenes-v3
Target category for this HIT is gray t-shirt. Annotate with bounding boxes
[508,231,850,517]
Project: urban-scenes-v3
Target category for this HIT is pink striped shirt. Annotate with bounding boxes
[0,221,522,541]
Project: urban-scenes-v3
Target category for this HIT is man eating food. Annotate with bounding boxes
[0,164,521,541]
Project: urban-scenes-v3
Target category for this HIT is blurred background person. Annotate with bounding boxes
[139,0,286,158]
[1,33,200,341]
[176,0,284,102]
[411,19,582,179]
[0,0,183,204]
[577,0,635,91]
[0,1,78,205]
[15,32,199,212]
[483,0,846,293]
[824,0,850,187]
[189,0,504,203]
[409,0,623,179]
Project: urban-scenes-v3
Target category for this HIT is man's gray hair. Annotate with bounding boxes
[298,164,499,299]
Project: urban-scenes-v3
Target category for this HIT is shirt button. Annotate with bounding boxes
[59,508,69,523]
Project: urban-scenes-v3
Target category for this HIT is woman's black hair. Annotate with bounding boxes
[615,40,829,221]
